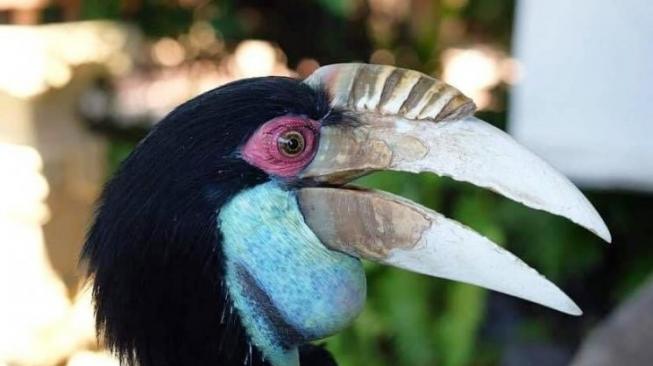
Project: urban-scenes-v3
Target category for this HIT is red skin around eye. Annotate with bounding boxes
[241,116,321,178]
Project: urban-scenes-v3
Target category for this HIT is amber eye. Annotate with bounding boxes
[277,130,306,157]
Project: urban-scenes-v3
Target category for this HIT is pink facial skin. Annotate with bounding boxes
[241,116,321,178]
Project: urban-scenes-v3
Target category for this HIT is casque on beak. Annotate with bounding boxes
[296,63,611,315]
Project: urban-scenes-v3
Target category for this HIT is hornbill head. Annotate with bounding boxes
[83,63,610,366]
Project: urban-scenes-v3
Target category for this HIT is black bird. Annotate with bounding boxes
[82,63,610,366]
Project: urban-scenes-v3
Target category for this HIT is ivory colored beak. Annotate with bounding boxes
[297,63,611,315]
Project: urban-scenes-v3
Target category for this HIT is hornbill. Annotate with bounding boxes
[82,63,611,366]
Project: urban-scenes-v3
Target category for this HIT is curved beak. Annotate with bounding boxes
[297,63,611,315]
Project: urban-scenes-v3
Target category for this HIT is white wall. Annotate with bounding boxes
[510,0,653,191]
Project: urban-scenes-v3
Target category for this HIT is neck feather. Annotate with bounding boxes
[83,158,272,365]
[219,182,365,366]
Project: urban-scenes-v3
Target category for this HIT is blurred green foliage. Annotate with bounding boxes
[82,0,653,365]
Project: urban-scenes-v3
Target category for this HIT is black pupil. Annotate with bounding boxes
[287,137,299,150]
[279,132,304,156]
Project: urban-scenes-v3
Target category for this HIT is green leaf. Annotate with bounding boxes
[436,283,486,366]
[314,0,358,17]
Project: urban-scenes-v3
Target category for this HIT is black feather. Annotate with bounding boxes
[82,76,336,365]
[299,344,338,366]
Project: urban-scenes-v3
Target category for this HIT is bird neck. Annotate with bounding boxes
[219,181,366,366]
[83,161,274,365]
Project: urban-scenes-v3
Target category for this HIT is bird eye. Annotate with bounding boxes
[241,116,320,178]
[277,131,305,157]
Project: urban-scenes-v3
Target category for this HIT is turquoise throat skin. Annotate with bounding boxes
[219,181,367,366]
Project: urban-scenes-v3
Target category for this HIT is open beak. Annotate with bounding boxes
[297,63,611,315]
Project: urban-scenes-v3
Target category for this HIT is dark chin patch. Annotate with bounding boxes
[235,263,309,348]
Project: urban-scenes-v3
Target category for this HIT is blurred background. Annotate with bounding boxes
[0,0,651,365]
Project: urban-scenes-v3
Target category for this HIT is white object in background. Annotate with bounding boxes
[510,0,653,191]
[0,143,102,365]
